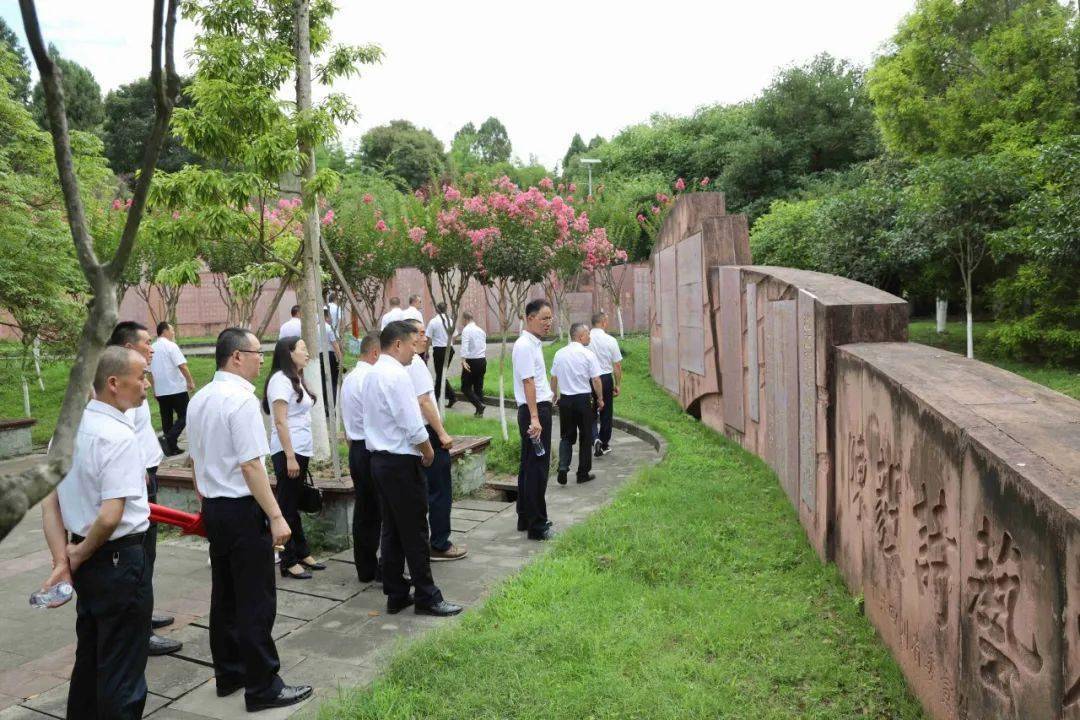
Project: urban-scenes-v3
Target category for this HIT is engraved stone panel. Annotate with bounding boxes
[746,282,759,423]
[677,234,705,376]
[720,267,744,432]
[798,290,817,512]
[658,245,678,393]
[764,299,799,505]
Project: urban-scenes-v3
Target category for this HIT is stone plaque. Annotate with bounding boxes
[659,245,678,393]
[765,299,799,506]
[720,267,744,432]
[747,282,759,423]
[677,234,705,376]
[798,290,817,512]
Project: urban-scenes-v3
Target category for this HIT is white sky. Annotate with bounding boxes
[1,0,916,170]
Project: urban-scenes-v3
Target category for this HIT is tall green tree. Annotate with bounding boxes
[868,0,1079,157]
[475,116,511,164]
[103,76,199,177]
[30,44,104,132]
[0,17,30,104]
[359,119,445,189]
[562,132,587,172]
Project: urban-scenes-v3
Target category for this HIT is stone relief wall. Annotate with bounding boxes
[650,192,1080,719]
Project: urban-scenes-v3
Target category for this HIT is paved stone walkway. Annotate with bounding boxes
[0,410,659,719]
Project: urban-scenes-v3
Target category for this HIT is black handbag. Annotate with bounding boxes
[298,469,323,514]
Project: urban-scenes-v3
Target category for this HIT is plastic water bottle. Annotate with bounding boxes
[531,436,546,457]
[29,582,73,609]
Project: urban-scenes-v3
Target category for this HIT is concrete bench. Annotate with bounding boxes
[0,418,36,460]
[156,435,492,547]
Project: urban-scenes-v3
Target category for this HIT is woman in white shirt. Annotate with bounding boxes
[262,337,326,580]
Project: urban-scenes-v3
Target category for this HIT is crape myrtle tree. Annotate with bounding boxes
[0,0,180,542]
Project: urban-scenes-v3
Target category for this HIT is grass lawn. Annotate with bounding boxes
[317,337,923,720]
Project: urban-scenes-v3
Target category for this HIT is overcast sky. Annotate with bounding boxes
[1,0,916,170]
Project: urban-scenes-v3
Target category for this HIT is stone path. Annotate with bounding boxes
[0,410,659,719]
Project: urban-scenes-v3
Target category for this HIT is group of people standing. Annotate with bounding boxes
[37,293,621,718]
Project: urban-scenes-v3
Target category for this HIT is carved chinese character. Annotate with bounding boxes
[873,441,902,562]
[847,431,867,520]
[914,484,957,628]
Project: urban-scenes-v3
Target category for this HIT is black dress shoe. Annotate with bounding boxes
[300,560,326,571]
[280,565,312,580]
[527,528,555,541]
[415,600,463,617]
[148,634,183,656]
[387,595,414,614]
[557,470,568,485]
[151,613,174,629]
[245,684,313,712]
[577,473,596,484]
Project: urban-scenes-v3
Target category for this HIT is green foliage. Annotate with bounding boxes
[475,116,511,165]
[30,44,104,133]
[562,132,587,171]
[102,76,200,178]
[359,119,446,190]
[867,0,1079,157]
[0,17,30,105]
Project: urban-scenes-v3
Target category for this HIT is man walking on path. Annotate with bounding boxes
[40,346,153,720]
[109,322,182,658]
[458,311,487,416]
[279,305,302,340]
[379,297,404,331]
[426,302,457,406]
[550,323,604,486]
[406,319,467,561]
[340,333,382,582]
[187,328,312,712]
[589,311,623,457]
[361,321,463,616]
[512,299,555,540]
[150,321,195,456]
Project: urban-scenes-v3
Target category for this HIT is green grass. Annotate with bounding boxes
[317,337,923,720]
[441,412,522,477]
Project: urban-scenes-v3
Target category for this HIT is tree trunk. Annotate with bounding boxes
[294,0,331,463]
[965,280,974,360]
[936,296,948,334]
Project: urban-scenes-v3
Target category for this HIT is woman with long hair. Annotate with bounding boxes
[263,336,326,579]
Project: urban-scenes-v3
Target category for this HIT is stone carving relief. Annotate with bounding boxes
[847,431,868,521]
[873,439,904,568]
[965,517,1043,711]
[913,483,956,628]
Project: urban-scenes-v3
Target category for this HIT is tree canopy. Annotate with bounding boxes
[103,76,199,177]
[359,119,446,190]
[30,44,104,133]
[0,17,30,105]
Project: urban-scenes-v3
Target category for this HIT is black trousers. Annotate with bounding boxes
[68,535,152,720]
[558,393,595,479]
[156,392,189,453]
[371,453,443,607]
[201,496,283,702]
[431,346,457,404]
[595,373,615,448]
[271,451,311,568]
[516,402,552,535]
[424,425,453,552]
[144,467,158,574]
[319,351,340,417]
[460,358,487,412]
[348,440,381,581]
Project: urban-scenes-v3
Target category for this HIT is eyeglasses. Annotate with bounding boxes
[236,349,263,356]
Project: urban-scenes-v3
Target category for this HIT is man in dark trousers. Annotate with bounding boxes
[550,323,605,485]
[40,346,153,720]
[425,302,457,406]
[149,321,195,456]
[340,333,382,582]
[458,311,487,416]
[589,311,623,457]
[512,299,555,540]
[360,320,463,616]
[187,328,312,711]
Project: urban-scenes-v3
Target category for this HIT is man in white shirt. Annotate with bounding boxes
[325,292,342,329]
[279,304,302,340]
[405,319,466,562]
[319,308,344,415]
[361,321,462,616]
[426,301,457,407]
[401,293,424,324]
[150,321,195,456]
[458,311,487,416]
[340,333,382,582]
[512,299,555,540]
[589,311,624,457]
[187,328,312,711]
[551,323,605,486]
[379,297,404,330]
[108,321,182,657]
[40,346,153,720]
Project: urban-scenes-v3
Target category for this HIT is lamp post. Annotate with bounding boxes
[580,158,601,198]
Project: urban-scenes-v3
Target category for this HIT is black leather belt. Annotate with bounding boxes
[70,532,145,549]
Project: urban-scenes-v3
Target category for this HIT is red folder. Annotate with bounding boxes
[149,503,206,537]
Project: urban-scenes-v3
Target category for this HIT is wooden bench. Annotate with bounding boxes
[0,418,36,460]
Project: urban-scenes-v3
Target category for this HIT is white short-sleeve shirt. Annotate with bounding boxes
[551,342,602,396]
[426,315,451,348]
[512,331,553,406]
[319,322,338,354]
[407,354,436,408]
[588,328,623,375]
[379,307,405,330]
[127,399,164,470]
[266,371,314,456]
[58,400,150,539]
[460,322,486,359]
[360,354,430,455]
[340,360,375,441]
[401,306,424,324]
[150,337,189,396]
[187,371,271,498]
[279,317,302,340]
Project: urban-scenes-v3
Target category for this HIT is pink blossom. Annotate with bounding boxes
[111,199,123,211]
[321,210,335,226]
[362,193,374,204]
[124,198,133,209]
[573,212,590,233]
[539,177,554,191]
[421,242,438,258]
[656,192,669,204]
[568,183,577,193]
[463,195,488,214]
[636,213,647,224]
[444,185,462,202]
[375,219,388,233]
[674,177,686,191]
[171,211,181,220]
[651,206,661,215]
[408,226,427,244]
[700,177,710,187]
